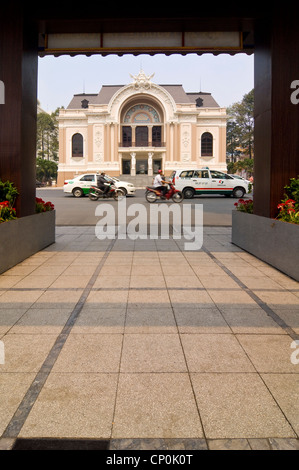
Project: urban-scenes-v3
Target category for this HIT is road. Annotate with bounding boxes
[37,188,252,226]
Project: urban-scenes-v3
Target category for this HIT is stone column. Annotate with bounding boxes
[130,152,136,176]
[148,152,153,176]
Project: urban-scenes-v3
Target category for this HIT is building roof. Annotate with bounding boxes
[66,84,220,109]
[67,93,98,109]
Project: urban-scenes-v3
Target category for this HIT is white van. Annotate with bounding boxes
[170,168,249,199]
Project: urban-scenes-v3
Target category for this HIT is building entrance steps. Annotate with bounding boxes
[0,226,298,451]
[119,174,155,188]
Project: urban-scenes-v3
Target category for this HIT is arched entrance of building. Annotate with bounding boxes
[118,94,166,177]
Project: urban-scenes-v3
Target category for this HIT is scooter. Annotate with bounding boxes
[88,183,124,201]
[145,181,183,203]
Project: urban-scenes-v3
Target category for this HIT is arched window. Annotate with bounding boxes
[201,132,213,156]
[72,133,83,158]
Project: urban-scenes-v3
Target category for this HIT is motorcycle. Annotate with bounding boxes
[145,181,184,203]
[88,183,124,201]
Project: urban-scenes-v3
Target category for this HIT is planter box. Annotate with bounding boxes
[0,210,55,274]
[232,210,299,281]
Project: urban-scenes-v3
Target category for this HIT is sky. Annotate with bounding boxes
[37,53,254,113]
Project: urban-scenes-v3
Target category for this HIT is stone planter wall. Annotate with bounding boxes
[232,211,299,281]
[0,210,55,274]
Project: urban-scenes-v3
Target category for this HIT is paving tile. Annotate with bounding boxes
[0,334,57,373]
[164,276,203,288]
[208,439,251,450]
[121,334,186,372]
[270,308,299,334]
[237,334,299,373]
[248,438,272,450]
[0,308,29,335]
[19,373,118,439]
[0,373,35,436]
[72,306,126,334]
[0,276,24,288]
[129,275,166,288]
[0,290,44,309]
[271,276,299,290]
[9,308,72,335]
[2,265,38,277]
[207,289,257,307]
[181,334,255,372]
[168,289,214,308]
[162,266,195,276]
[13,275,58,289]
[127,289,170,307]
[174,307,231,334]
[50,275,91,289]
[32,289,84,309]
[31,265,68,277]
[261,374,299,435]
[219,306,286,334]
[0,438,15,450]
[103,257,132,266]
[192,265,225,277]
[253,290,299,306]
[125,307,177,334]
[52,334,123,373]
[227,266,266,277]
[112,373,203,438]
[191,373,296,439]
[131,265,163,276]
[110,438,208,450]
[93,276,130,288]
[62,265,97,276]
[268,438,299,450]
[86,289,129,307]
[237,276,286,290]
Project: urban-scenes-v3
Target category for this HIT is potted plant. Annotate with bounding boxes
[232,176,299,281]
[0,180,55,274]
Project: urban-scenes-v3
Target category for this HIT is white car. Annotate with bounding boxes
[228,174,251,185]
[63,173,136,197]
[170,168,249,199]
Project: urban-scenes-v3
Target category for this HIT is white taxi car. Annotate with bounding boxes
[170,168,249,199]
[63,173,136,197]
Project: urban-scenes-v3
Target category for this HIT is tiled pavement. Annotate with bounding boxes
[0,226,299,451]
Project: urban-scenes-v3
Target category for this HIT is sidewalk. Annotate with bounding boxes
[0,226,298,451]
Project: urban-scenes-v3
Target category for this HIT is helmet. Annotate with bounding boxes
[158,169,162,173]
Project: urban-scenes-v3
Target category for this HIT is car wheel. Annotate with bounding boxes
[118,187,127,196]
[183,188,195,199]
[233,187,245,198]
[72,187,83,198]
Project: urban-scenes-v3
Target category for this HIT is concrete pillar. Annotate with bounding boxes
[0,11,38,216]
[254,14,299,217]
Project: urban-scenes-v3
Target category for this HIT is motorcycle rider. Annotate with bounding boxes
[153,169,168,198]
[96,172,110,197]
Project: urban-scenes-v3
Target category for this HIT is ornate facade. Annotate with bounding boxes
[57,71,227,185]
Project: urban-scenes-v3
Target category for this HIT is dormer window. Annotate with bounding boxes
[81,99,89,109]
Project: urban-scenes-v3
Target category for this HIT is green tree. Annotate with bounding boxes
[36,158,58,185]
[226,120,241,163]
[235,158,254,176]
[227,89,254,159]
[36,108,60,161]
